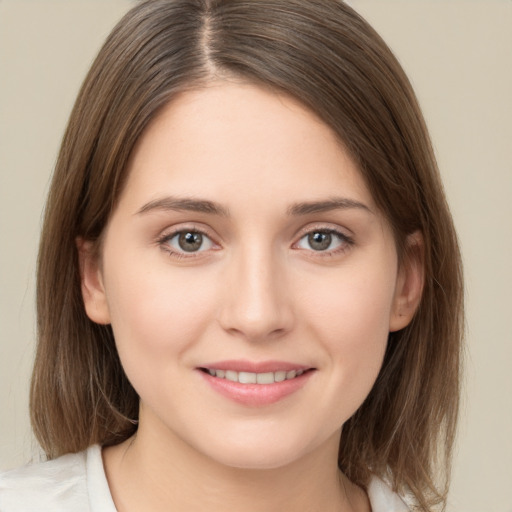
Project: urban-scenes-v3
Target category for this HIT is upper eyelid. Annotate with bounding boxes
[292,224,355,252]
[294,230,353,246]
[157,228,218,258]
[156,225,218,252]
[294,222,353,240]
[155,222,353,246]
[158,223,216,240]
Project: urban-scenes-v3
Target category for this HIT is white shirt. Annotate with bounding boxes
[0,445,409,511]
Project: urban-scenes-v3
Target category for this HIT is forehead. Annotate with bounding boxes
[120,81,376,214]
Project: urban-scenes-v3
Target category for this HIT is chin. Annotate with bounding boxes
[195,428,328,471]
[211,446,304,470]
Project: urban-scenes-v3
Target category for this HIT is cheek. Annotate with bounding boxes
[297,259,396,410]
[301,258,396,346]
[102,255,217,380]
[332,277,394,352]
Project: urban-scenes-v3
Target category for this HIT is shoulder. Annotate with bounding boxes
[367,476,411,512]
[0,445,114,512]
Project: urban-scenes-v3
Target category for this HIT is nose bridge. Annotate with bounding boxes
[219,240,293,341]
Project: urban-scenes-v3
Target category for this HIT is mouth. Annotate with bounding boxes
[199,367,313,385]
[197,363,316,406]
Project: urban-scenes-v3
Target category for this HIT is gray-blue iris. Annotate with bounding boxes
[179,232,203,252]
[309,232,331,251]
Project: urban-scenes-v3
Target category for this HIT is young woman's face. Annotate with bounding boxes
[82,82,415,469]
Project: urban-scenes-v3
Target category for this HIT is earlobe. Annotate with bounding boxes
[76,237,111,325]
[389,231,424,332]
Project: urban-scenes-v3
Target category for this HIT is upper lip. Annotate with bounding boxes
[199,360,313,373]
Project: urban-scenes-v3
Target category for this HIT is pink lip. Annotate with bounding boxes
[200,360,311,373]
[196,360,315,407]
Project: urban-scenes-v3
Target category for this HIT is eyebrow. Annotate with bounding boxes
[136,196,230,217]
[287,197,373,216]
[136,195,372,218]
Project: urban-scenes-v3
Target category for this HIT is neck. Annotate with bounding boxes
[103,417,369,512]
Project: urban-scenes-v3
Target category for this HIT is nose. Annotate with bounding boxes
[218,245,294,342]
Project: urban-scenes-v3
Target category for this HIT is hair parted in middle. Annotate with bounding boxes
[31,1,463,511]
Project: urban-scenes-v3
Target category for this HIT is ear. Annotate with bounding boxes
[389,231,424,332]
[76,237,111,325]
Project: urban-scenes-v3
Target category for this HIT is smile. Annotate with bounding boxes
[202,368,306,384]
[198,364,315,406]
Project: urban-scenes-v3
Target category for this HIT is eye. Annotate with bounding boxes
[295,229,351,252]
[163,230,214,254]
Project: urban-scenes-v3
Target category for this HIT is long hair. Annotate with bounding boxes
[31,1,463,510]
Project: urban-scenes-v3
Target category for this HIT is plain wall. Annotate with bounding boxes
[1,1,511,511]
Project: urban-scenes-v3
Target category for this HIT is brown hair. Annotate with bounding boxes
[31,1,463,510]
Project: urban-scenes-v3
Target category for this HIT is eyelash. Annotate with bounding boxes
[157,225,216,260]
[156,226,354,260]
[294,228,354,257]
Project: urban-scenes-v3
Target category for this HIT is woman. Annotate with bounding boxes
[0,1,463,511]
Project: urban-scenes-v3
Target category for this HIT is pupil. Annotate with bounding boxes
[178,232,203,252]
[309,232,331,251]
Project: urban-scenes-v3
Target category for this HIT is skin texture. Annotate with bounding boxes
[79,81,423,512]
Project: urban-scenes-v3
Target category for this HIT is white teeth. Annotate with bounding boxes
[206,368,306,384]
[274,371,286,382]
[225,370,238,382]
[256,372,275,384]
[238,371,257,384]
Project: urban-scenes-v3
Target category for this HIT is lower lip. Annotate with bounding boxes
[198,370,314,406]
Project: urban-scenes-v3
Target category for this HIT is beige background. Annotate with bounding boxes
[1,1,511,511]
